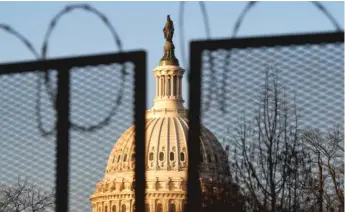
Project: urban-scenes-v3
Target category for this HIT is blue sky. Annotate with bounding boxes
[0,1,344,106]
[0,2,343,212]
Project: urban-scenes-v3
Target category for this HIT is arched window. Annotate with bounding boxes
[123,154,127,162]
[169,203,176,212]
[214,155,218,163]
[170,152,175,161]
[105,206,108,212]
[121,204,126,212]
[131,153,135,162]
[112,205,116,212]
[112,156,116,163]
[117,155,121,163]
[149,152,154,161]
[200,153,203,163]
[180,152,185,162]
[182,201,187,211]
[207,154,212,163]
[145,203,150,212]
[159,152,164,161]
[157,203,163,212]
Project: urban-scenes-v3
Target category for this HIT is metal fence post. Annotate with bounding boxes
[134,52,147,212]
[55,68,70,212]
[187,42,202,212]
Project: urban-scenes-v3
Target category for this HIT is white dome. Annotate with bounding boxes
[90,113,231,212]
[103,116,230,180]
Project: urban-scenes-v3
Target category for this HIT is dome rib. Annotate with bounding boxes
[121,125,134,170]
[177,118,188,168]
[199,127,207,167]
[166,117,170,170]
[156,118,165,170]
[171,117,179,170]
[146,118,160,153]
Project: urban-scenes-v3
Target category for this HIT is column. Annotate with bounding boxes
[156,76,159,97]
[165,75,168,96]
[116,201,120,212]
[152,200,156,212]
[179,76,182,97]
[162,77,165,97]
[176,76,180,98]
[165,199,169,212]
[160,76,162,97]
[170,75,174,97]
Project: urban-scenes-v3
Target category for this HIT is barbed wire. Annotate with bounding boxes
[217,1,344,114]
[0,24,53,136]
[231,1,342,38]
[0,24,39,58]
[38,3,125,136]
[1,4,124,136]
[42,3,122,58]
[178,2,215,112]
[1,2,343,135]
[179,1,211,69]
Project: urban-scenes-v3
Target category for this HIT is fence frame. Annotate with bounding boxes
[187,31,344,211]
[0,51,147,212]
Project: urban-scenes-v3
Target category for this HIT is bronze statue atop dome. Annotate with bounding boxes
[160,15,179,66]
[163,15,174,42]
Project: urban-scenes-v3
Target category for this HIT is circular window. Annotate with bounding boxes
[170,152,175,161]
[180,152,185,162]
[159,152,164,161]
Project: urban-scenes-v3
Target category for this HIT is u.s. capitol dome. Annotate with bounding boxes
[90,15,235,212]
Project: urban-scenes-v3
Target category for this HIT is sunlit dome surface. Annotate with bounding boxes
[90,15,231,212]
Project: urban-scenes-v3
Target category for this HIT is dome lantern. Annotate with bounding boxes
[151,15,185,113]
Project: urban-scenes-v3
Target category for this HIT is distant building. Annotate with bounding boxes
[90,16,237,212]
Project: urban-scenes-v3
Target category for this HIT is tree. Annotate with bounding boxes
[302,126,344,212]
[0,177,54,212]
[229,67,310,212]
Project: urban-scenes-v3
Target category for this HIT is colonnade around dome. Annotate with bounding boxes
[92,197,185,212]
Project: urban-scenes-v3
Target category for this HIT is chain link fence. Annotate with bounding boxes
[0,51,146,212]
[188,32,344,211]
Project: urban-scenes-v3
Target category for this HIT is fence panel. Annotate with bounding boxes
[0,51,146,212]
[188,32,344,211]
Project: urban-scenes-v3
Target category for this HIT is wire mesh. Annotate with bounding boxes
[201,41,344,137]
[0,51,146,212]
[69,62,135,212]
[191,32,344,211]
[0,71,57,212]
